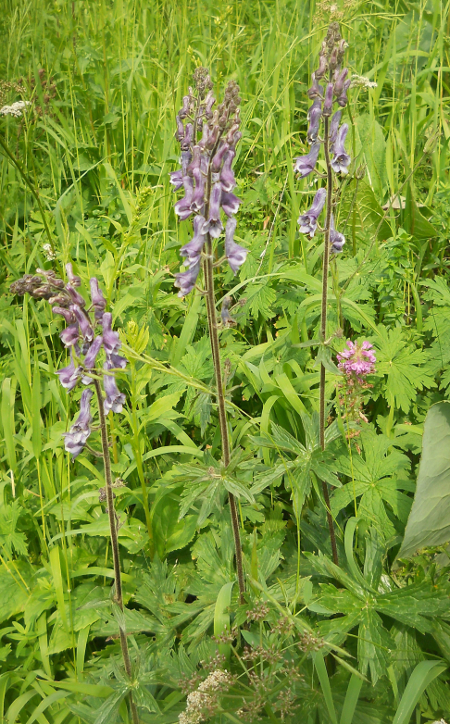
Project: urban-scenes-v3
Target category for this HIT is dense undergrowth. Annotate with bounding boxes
[1,0,450,722]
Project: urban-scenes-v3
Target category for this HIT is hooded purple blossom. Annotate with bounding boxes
[330,215,345,253]
[204,182,223,238]
[225,216,248,274]
[56,351,81,391]
[329,110,342,145]
[307,73,324,100]
[211,142,229,173]
[103,360,126,414]
[60,323,80,348]
[220,149,236,192]
[73,305,94,342]
[170,170,183,190]
[63,388,93,459]
[337,79,351,108]
[298,188,327,237]
[174,176,195,220]
[221,191,241,217]
[82,335,103,384]
[333,68,348,97]
[307,99,322,143]
[102,312,121,355]
[66,263,81,287]
[293,142,320,178]
[322,83,334,116]
[179,214,207,267]
[90,278,107,319]
[315,53,328,79]
[331,123,351,174]
[53,306,76,324]
[174,260,201,298]
[66,284,86,307]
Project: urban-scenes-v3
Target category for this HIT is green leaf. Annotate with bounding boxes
[392,660,447,724]
[396,401,450,560]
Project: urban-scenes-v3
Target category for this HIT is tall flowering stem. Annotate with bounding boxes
[10,267,140,724]
[172,69,248,603]
[294,23,352,565]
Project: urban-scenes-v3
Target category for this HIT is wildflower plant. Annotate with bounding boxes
[10,266,139,724]
[171,68,247,602]
[294,22,352,564]
[337,340,376,432]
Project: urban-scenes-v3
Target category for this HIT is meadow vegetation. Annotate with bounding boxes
[0,0,450,722]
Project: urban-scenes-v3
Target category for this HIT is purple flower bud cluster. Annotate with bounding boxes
[172,68,248,297]
[11,264,128,459]
[337,340,376,382]
[294,22,350,253]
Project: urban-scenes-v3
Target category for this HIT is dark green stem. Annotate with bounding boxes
[320,115,339,567]
[94,380,140,724]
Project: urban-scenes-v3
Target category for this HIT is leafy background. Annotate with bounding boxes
[0,0,450,722]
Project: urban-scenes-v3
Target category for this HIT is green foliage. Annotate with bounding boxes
[0,0,449,721]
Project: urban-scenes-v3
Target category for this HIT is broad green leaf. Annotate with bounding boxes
[392,660,447,724]
[397,401,450,560]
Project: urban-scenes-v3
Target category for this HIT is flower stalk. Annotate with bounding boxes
[171,69,247,603]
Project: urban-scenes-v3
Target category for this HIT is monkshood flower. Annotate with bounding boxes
[337,340,376,380]
[293,142,320,178]
[298,188,326,237]
[174,260,201,297]
[307,99,322,143]
[225,216,248,274]
[331,123,350,174]
[329,110,342,144]
[62,388,93,459]
[10,264,129,457]
[330,215,346,253]
[170,68,247,294]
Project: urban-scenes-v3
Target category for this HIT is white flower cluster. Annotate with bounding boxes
[42,243,56,261]
[179,670,233,724]
[0,100,31,117]
[349,74,378,89]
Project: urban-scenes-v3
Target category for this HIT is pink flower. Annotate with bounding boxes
[337,340,376,380]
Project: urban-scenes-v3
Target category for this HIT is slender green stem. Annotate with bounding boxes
[94,379,140,724]
[203,238,246,604]
[320,115,339,567]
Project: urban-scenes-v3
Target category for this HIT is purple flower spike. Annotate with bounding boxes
[221,191,241,217]
[307,99,322,143]
[331,123,351,175]
[66,263,81,287]
[323,83,334,116]
[170,170,183,190]
[53,306,76,324]
[102,312,121,354]
[298,188,327,237]
[56,350,81,391]
[225,216,248,275]
[307,73,324,100]
[330,215,346,253]
[82,335,103,384]
[204,182,223,238]
[73,305,94,342]
[103,361,126,414]
[63,388,93,459]
[89,278,106,319]
[174,177,194,220]
[179,215,207,267]
[293,142,320,178]
[333,68,348,97]
[337,79,351,108]
[329,111,342,145]
[60,323,80,348]
[174,260,201,298]
[220,149,236,192]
